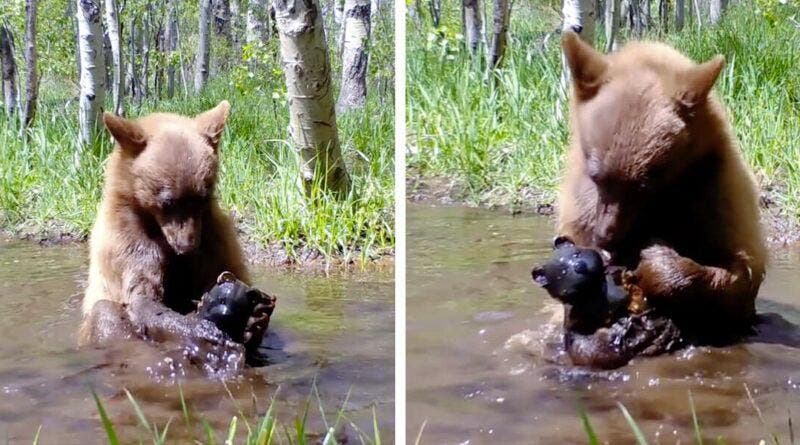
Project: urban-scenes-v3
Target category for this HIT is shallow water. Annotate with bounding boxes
[407,203,800,444]
[0,241,394,443]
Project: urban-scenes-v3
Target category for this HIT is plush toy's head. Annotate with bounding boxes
[531,236,607,305]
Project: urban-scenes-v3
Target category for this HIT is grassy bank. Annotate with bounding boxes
[407,2,800,219]
[0,73,394,264]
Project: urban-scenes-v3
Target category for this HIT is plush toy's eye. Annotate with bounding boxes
[573,259,589,274]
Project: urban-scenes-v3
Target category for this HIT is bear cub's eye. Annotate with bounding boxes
[157,189,175,209]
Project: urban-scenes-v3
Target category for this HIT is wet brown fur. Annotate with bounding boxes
[556,33,766,342]
[79,101,249,347]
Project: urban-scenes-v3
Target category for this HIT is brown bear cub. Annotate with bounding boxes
[557,32,766,344]
[79,101,253,354]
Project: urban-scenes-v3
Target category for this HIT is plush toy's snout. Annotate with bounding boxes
[531,266,549,287]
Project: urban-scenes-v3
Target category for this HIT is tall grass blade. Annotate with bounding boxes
[31,426,41,445]
[202,417,218,445]
[617,402,649,445]
[226,416,238,445]
[689,390,704,445]
[178,383,195,442]
[372,406,381,445]
[579,408,600,445]
[294,395,311,445]
[256,392,279,445]
[745,383,781,445]
[158,417,173,445]
[124,388,153,436]
[222,380,253,436]
[91,389,121,445]
[414,420,428,445]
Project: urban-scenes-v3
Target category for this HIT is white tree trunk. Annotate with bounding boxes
[126,18,138,99]
[429,0,442,27]
[213,0,233,43]
[558,0,596,120]
[675,0,684,30]
[337,0,370,113]
[195,0,212,92]
[334,0,344,51]
[104,0,123,114]
[709,0,722,24]
[463,0,482,55]
[141,7,151,99]
[487,0,510,69]
[562,0,596,40]
[629,0,643,35]
[620,0,628,28]
[692,0,702,28]
[77,0,106,144]
[21,0,39,128]
[273,0,350,194]
[231,0,240,38]
[604,0,619,51]
[165,0,178,98]
[370,0,379,20]
[175,16,189,96]
[246,0,268,43]
[0,25,18,115]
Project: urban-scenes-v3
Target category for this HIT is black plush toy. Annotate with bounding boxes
[531,236,630,334]
[197,272,276,352]
[532,236,683,369]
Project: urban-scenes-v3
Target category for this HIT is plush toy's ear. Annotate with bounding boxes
[562,31,609,101]
[103,113,147,154]
[676,55,725,108]
[195,100,230,150]
[553,235,575,249]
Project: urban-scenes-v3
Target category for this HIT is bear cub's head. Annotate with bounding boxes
[102,101,231,255]
[562,31,725,249]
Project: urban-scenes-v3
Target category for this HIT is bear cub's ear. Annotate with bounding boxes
[103,113,147,154]
[676,55,725,108]
[561,31,609,101]
[195,100,231,150]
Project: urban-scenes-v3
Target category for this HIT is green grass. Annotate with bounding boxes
[0,59,394,265]
[578,387,795,444]
[407,1,800,218]
[85,383,383,444]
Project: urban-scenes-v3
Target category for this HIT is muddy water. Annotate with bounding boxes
[0,241,394,443]
[408,203,800,444]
